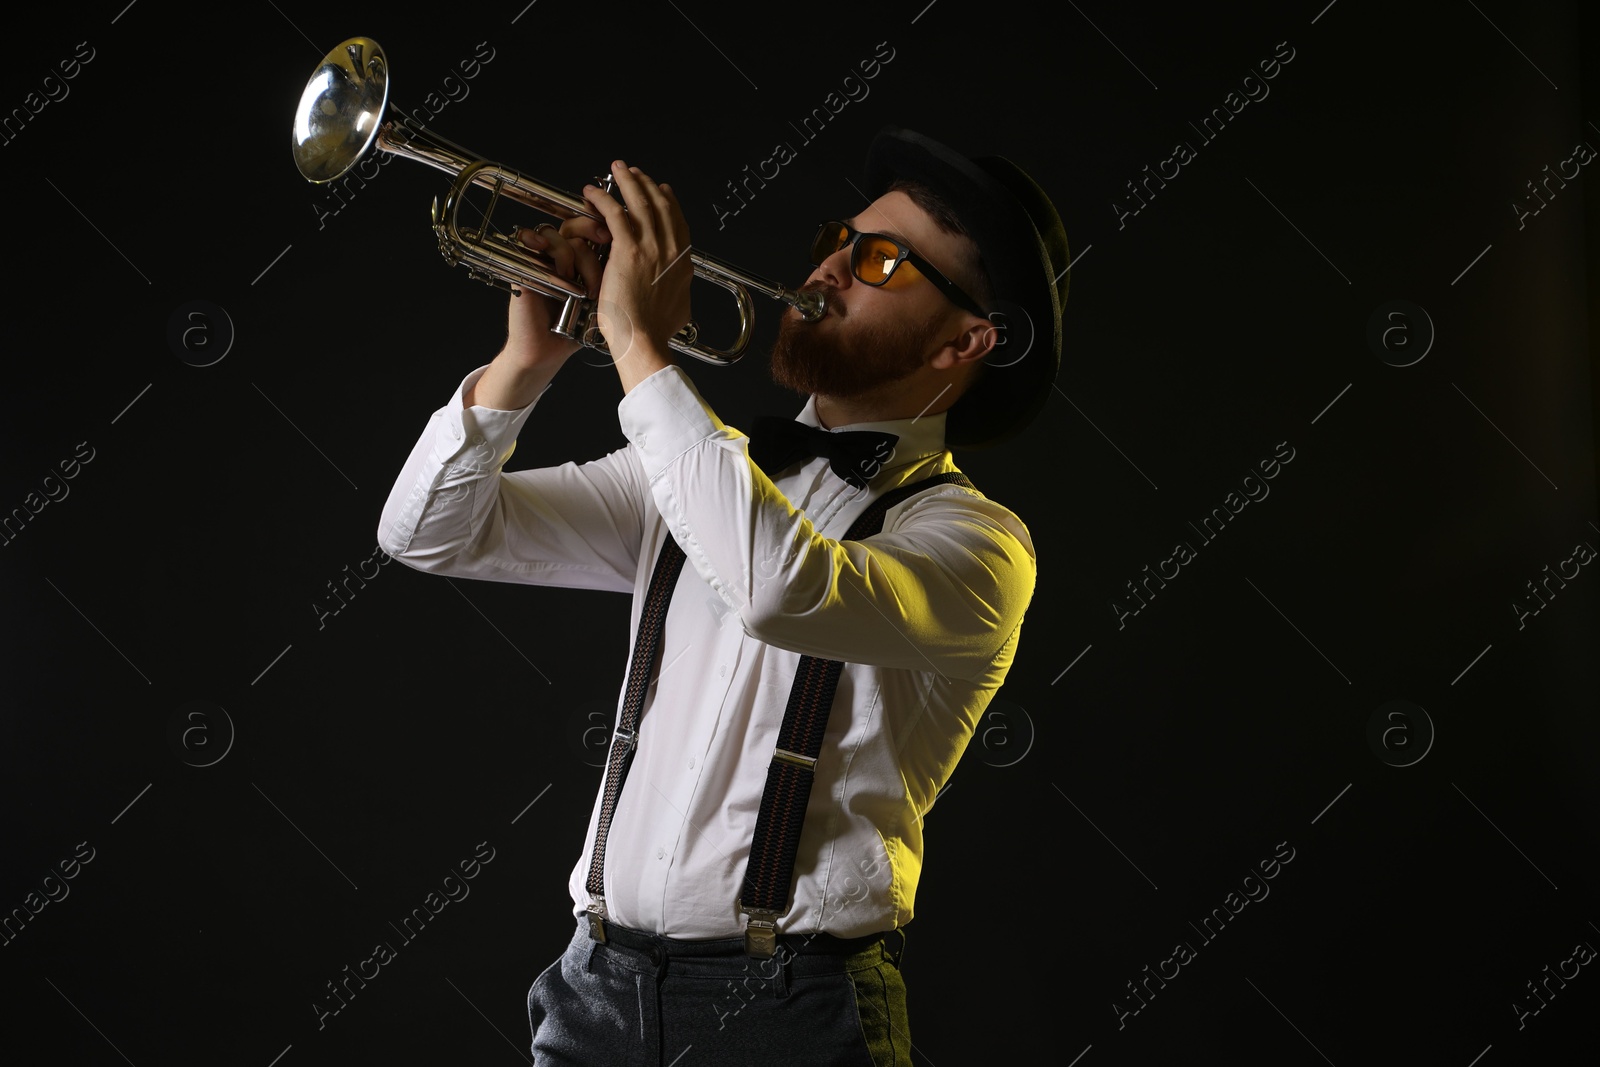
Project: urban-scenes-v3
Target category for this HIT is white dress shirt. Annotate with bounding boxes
[377,360,1036,939]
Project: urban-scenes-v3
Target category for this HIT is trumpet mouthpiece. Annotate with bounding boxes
[790,289,827,322]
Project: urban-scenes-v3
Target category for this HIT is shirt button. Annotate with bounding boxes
[657,847,666,860]
[687,757,695,769]
[718,664,727,678]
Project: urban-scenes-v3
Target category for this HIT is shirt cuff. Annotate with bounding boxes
[615,364,730,480]
[433,362,549,468]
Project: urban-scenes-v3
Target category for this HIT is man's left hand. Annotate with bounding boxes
[582,160,692,392]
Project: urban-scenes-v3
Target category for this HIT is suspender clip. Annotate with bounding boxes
[586,900,609,943]
[772,747,817,771]
[739,900,781,958]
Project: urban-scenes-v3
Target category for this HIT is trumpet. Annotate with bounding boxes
[290,36,826,365]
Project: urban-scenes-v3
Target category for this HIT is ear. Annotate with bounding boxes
[930,312,998,370]
[974,300,1038,369]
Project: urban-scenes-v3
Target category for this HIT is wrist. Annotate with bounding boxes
[614,338,676,395]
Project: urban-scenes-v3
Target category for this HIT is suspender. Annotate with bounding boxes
[585,470,977,955]
[582,521,690,932]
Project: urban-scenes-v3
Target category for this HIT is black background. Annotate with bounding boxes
[2,1,1597,1064]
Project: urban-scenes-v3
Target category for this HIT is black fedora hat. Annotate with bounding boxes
[863,126,1069,448]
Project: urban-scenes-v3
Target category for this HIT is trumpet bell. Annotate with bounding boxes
[292,37,389,183]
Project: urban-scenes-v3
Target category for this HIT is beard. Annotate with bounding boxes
[768,284,941,401]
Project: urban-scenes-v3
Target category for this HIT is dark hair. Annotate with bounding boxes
[887,178,993,394]
[887,178,995,311]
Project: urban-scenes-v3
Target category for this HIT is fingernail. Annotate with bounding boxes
[613,159,626,170]
[597,226,611,241]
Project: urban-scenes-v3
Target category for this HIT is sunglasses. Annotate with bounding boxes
[808,221,989,319]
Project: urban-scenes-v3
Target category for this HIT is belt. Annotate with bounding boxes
[587,916,902,966]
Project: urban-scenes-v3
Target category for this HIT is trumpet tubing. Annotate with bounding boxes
[291,36,825,365]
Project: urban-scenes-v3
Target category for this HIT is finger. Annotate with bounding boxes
[582,183,629,240]
[510,225,558,282]
[631,170,690,260]
[624,168,688,265]
[657,182,690,248]
[558,214,611,246]
[630,166,672,215]
[519,223,575,279]
[512,223,546,251]
[608,161,657,233]
[570,234,603,296]
[629,167,678,241]
[558,213,611,291]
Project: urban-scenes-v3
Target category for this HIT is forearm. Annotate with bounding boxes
[464,346,567,410]
[378,361,647,593]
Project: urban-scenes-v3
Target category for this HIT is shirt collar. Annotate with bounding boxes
[791,394,949,469]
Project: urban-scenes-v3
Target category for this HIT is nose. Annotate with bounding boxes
[811,242,854,292]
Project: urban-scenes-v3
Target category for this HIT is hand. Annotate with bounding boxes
[500,213,611,369]
[580,160,692,380]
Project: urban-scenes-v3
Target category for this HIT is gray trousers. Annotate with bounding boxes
[527,916,913,1066]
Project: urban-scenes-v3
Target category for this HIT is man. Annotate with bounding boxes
[377,126,1069,1066]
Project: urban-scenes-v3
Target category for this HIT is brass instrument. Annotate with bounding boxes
[291,36,825,365]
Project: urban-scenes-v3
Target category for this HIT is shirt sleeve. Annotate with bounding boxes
[377,363,649,594]
[616,364,1037,683]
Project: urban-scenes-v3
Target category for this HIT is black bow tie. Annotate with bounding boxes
[746,415,900,490]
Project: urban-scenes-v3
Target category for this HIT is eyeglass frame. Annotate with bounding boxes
[809,220,991,321]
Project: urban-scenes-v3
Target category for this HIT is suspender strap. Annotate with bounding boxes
[584,527,690,940]
[737,471,975,955]
[583,468,977,951]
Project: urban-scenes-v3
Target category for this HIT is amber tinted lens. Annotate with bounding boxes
[810,222,849,265]
[851,234,903,286]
